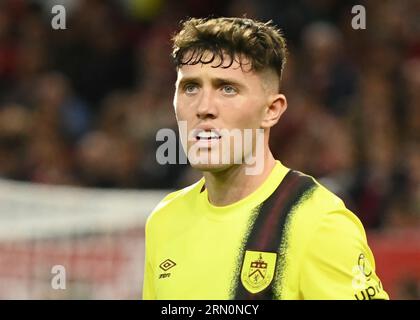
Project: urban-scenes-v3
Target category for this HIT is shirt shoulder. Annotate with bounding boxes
[310,175,367,240]
[290,171,363,233]
[288,173,388,299]
[146,178,204,230]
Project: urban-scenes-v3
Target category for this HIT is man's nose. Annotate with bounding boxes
[196,90,218,120]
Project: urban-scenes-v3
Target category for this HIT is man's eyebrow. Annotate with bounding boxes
[176,76,247,90]
[176,77,201,88]
[211,77,246,89]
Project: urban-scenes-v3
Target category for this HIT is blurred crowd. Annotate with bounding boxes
[0,0,418,231]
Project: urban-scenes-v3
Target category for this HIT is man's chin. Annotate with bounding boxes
[189,161,233,173]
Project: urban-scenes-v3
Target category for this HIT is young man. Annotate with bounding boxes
[143,17,388,300]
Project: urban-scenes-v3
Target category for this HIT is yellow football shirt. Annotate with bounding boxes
[143,161,389,300]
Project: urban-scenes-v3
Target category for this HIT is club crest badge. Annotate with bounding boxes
[240,250,277,294]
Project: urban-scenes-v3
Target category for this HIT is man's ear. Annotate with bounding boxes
[261,94,287,129]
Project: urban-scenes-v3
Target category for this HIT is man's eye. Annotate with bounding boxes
[184,84,198,94]
[222,85,237,95]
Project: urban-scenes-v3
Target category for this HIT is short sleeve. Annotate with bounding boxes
[299,210,389,300]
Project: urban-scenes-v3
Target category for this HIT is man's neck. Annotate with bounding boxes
[203,152,276,207]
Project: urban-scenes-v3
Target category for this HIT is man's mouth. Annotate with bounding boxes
[195,130,222,141]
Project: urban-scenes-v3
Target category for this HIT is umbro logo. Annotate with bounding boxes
[160,259,176,271]
[159,259,176,279]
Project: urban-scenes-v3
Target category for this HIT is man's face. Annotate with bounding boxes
[174,53,273,173]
